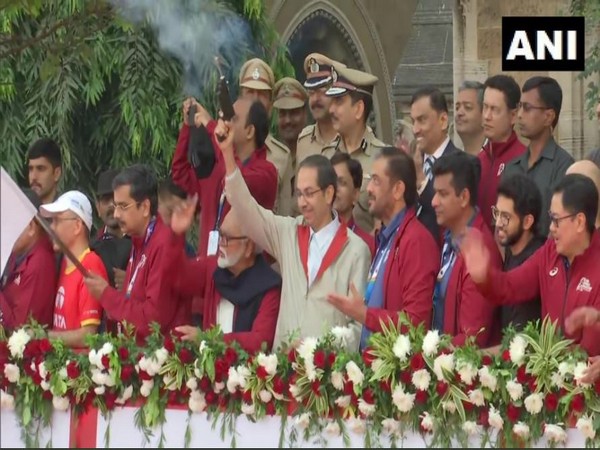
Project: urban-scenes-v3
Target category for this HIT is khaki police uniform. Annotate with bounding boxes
[323,64,389,233]
[239,58,292,216]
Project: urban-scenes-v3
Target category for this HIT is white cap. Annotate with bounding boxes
[40,190,93,231]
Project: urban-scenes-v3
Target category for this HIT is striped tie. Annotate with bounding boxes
[423,156,436,183]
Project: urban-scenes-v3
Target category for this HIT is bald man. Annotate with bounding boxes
[566,160,600,230]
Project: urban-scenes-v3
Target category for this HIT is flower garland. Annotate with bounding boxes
[1,317,599,448]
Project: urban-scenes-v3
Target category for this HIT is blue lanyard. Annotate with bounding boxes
[126,218,156,298]
[214,191,226,230]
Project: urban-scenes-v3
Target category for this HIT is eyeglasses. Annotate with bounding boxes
[491,206,511,227]
[112,202,140,212]
[218,231,248,247]
[294,188,323,200]
[518,102,552,113]
[548,211,577,228]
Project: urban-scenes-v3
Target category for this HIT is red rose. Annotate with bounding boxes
[31,372,42,385]
[101,355,110,370]
[343,381,354,396]
[481,355,493,366]
[379,380,391,393]
[265,401,276,416]
[478,408,489,427]
[164,337,175,353]
[362,388,375,404]
[595,379,600,396]
[516,366,529,384]
[256,366,269,380]
[218,395,228,409]
[463,400,473,412]
[545,392,558,412]
[327,352,336,367]
[43,390,52,400]
[118,347,129,361]
[415,390,428,404]
[311,380,321,396]
[120,365,134,383]
[24,340,40,359]
[242,389,253,403]
[138,370,152,381]
[39,339,52,354]
[314,350,326,369]
[527,377,537,393]
[410,353,426,371]
[105,391,118,410]
[502,350,511,362]
[224,347,238,366]
[436,381,448,396]
[205,390,217,405]
[507,404,521,423]
[67,361,80,379]
[273,376,287,395]
[199,376,211,392]
[287,349,297,363]
[571,393,585,413]
[215,358,229,378]
[179,386,190,397]
[400,370,412,385]
[179,348,193,364]
[168,390,179,405]
[361,347,375,367]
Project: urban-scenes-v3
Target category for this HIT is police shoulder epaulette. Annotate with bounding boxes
[297,125,314,140]
[267,135,290,153]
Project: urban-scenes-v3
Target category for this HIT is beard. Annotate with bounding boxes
[500,223,525,248]
[217,248,243,269]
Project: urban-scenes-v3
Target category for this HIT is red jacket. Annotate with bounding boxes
[175,254,280,353]
[477,231,600,356]
[100,218,191,339]
[0,236,55,330]
[171,122,278,256]
[443,213,502,347]
[477,132,526,229]
[365,207,440,333]
[347,218,375,260]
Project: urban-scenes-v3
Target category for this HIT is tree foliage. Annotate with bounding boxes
[0,0,293,198]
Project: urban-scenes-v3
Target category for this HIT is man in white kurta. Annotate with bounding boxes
[221,123,370,350]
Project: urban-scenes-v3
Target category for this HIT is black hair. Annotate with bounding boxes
[298,154,337,203]
[330,152,363,190]
[348,91,373,124]
[376,146,418,207]
[410,86,448,114]
[522,76,563,128]
[484,74,521,110]
[245,100,269,148]
[497,173,542,235]
[27,138,62,168]
[158,178,187,200]
[553,174,598,235]
[112,164,158,215]
[432,152,481,206]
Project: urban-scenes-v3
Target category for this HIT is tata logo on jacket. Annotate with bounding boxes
[502,17,585,71]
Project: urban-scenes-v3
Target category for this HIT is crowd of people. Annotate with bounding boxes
[2,52,600,381]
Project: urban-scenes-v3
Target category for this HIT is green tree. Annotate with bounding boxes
[0,0,293,198]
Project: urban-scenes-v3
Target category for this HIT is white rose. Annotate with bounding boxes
[392,385,415,413]
[8,328,31,359]
[468,389,485,407]
[345,361,364,387]
[259,389,272,403]
[334,395,351,409]
[462,420,479,436]
[188,391,206,413]
[433,354,454,381]
[457,361,478,385]
[105,370,116,388]
[513,422,530,439]
[40,380,50,391]
[116,385,133,405]
[297,338,318,362]
[94,386,106,395]
[478,366,497,392]
[558,361,573,376]
[4,364,20,383]
[331,371,345,391]
[289,384,302,400]
[91,369,106,386]
[544,424,567,444]
[52,395,70,411]
[295,413,311,430]
[147,361,162,377]
[1,390,15,410]
[154,348,169,367]
[198,341,207,355]
[422,330,440,357]
[38,362,48,380]
[411,369,431,391]
[574,362,592,388]
[420,412,434,432]
[551,372,565,389]
[59,367,68,379]
[163,374,177,391]
[506,380,523,402]
[371,358,384,374]
[381,418,401,437]
[576,416,596,440]
[392,335,411,362]
[259,353,278,376]
[213,381,225,394]
[138,356,149,372]
[331,326,353,347]
[524,393,543,415]
[442,401,456,414]
[358,398,376,416]
[324,421,341,438]
[186,377,198,392]
[488,406,503,430]
[236,366,251,389]
[348,418,366,435]
[101,342,114,355]
[140,380,154,397]
[241,402,255,415]
[509,335,527,365]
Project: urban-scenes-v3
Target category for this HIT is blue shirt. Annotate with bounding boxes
[360,209,406,349]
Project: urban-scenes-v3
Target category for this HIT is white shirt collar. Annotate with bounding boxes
[309,211,340,247]
[427,136,450,161]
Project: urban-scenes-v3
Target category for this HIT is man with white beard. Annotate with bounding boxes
[171,208,282,353]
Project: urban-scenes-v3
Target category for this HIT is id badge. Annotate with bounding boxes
[207,230,219,256]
